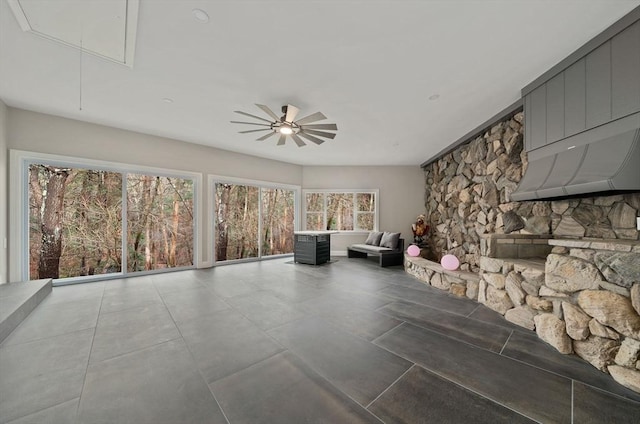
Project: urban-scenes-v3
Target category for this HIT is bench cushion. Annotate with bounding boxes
[350,244,393,252]
[364,231,384,246]
[380,232,401,249]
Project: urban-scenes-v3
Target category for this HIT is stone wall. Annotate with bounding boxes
[405,236,640,394]
[423,111,640,272]
[478,239,640,393]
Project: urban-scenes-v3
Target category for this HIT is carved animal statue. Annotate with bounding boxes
[412,214,429,244]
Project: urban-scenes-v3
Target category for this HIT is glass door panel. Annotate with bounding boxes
[126,174,195,272]
[215,183,259,262]
[28,164,123,279]
[261,188,295,256]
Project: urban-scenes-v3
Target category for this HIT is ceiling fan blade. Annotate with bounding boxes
[297,132,325,145]
[277,134,287,146]
[284,104,300,123]
[300,123,338,131]
[291,134,306,147]
[256,104,281,121]
[230,121,271,126]
[257,131,277,141]
[301,129,337,139]
[294,111,326,125]
[239,129,272,134]
[234,111,273,123]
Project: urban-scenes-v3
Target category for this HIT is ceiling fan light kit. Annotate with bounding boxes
[231,104,338,147]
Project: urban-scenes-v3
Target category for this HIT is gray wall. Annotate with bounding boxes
[0,101,7,283]
[303,166,425,253]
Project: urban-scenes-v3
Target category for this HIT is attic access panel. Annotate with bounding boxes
[7,0,138,66]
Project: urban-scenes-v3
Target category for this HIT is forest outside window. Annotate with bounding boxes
[27,163,196,281]
[214,182,297,263]
[303,190,378,232]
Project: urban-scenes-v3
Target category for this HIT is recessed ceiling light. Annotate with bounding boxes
[162,98,174,103]
[428,94,440,101]
[567,145,576,150]
[192,8,209,23]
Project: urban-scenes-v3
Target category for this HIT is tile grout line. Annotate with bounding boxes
[466,303,481,317]
[155,282,234,424]
[499,330,514,355]
[571,380,574,424]
[76,281,107,416]
[365,364,416,409]
[370,321,406,344]
[372,339,541,423]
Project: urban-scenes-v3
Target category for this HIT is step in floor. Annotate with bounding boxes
[0,279,52,344]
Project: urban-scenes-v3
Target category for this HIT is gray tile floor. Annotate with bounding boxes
[1,257,639,424]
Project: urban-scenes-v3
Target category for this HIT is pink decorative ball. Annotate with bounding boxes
[407,245,421,257]
[441,254,460,271]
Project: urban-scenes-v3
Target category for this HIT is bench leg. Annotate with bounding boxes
[347,249,368,259]
[380,253,403,267]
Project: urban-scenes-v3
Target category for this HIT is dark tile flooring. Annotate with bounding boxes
[1,257,639,423]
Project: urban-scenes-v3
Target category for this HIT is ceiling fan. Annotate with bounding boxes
[231,104,338,147]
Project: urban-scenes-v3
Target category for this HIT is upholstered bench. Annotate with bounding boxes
[347,231,404,267]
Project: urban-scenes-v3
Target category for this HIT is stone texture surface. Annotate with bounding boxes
[538,286,568,298]
[615,338,640,368]
[450,283,467,297]
[589,319,620,340]
[545,254,602,293]
[573,336,620,371]
[554,217,586,238]
[534,313,572,354]
[608,365,640,393]
[479,257,503,273]
[521,268,545,286]
[609,202,637,229]
[632,283,640,316]
[503,210,525,233]
[561,302,591,341]
[466,280,479,300]
[483,285,513,315]
[505,272,526,306]
[504,306,536,330]
[482,272,506,289]
[577,290,640,339]
[526,295,553,312]
[594,252,640,289]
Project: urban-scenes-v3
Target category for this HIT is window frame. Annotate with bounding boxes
[302,189,379,233]
[10,150,201,285]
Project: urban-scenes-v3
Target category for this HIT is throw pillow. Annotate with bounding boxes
[380,232,401,249]
[365,231,384,246]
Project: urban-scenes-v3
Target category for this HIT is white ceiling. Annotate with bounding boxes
[1,0,639,166]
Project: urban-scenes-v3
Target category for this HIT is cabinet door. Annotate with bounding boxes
[529,85,547,150]
[612,21,640,119]
[564,58,586,137]
[586,42,612,128]
[546,73,565,143]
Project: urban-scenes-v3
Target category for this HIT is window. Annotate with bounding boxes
[303,190,378,232]
[16,152,199,283]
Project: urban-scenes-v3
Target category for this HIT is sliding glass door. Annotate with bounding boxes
[214,181,297,263]
[27,162,196,282]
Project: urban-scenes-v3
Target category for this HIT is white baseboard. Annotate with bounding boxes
[331,250,348,256]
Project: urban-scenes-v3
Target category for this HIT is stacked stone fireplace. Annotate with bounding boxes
[410,111,640,394]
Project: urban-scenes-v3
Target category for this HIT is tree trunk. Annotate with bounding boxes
[38,167,71,279]
[216,184,232,261]
[169,179,182,266]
